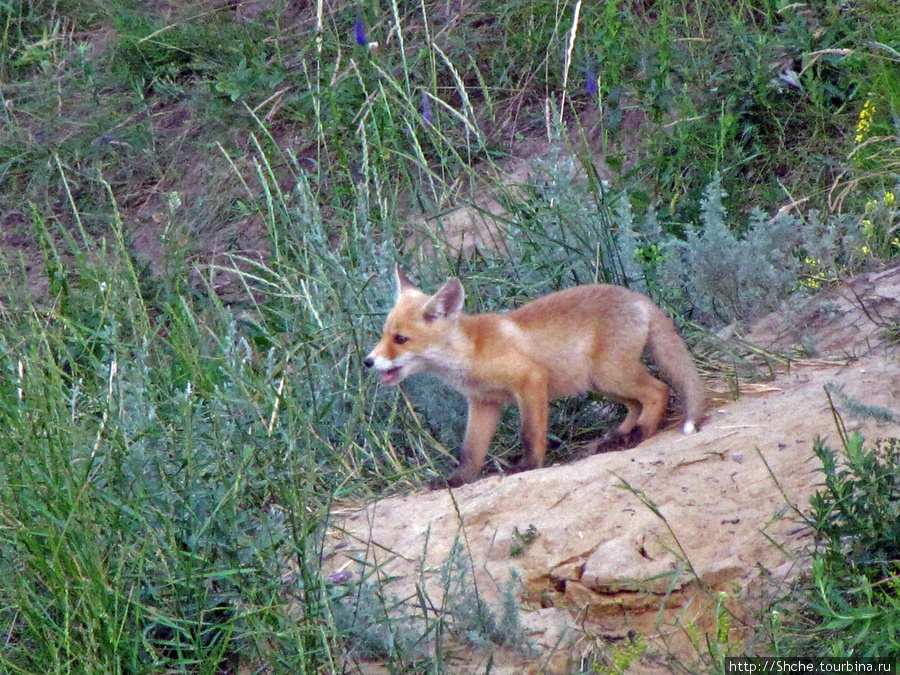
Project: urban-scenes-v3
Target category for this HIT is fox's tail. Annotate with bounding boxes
[646,308,705,434]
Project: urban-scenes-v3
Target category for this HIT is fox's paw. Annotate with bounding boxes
[509,459,541,474]
[427,476,449,490]
[620,427,645,447]
[428,474,469,490]
[595,428,643,453]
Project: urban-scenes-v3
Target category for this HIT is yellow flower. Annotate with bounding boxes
[885,191,896,207]
[855,99,876,144]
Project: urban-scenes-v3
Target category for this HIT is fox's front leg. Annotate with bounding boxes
[512,369,549,473]
[442,400,501,488]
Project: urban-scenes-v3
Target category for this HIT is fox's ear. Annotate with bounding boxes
[422,278,465,322]
[393,265,419,300]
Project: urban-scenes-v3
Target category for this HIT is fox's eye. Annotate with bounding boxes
[393,334,409,345]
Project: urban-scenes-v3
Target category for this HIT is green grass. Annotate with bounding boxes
[1,0,899,671]
[0,207,341,671]
[3,0,897,228]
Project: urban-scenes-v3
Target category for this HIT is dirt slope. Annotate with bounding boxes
[325,264,900,673]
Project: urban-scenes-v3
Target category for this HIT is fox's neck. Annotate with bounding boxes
[419,317,477,389]
[420,313,517,400]
[423,316,471,360]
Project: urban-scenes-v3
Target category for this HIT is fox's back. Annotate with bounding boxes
[500,284,655,397]
[507,284,652,336]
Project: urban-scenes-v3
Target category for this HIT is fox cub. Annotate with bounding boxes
[364,267,705,488]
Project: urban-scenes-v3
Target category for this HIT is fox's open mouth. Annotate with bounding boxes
[381,367,402,385]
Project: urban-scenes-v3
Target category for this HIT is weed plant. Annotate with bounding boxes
[773,435,900,658]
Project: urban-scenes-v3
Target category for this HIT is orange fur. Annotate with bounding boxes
[364,267,705,487]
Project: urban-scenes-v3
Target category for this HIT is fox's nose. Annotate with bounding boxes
[363,356,374,368]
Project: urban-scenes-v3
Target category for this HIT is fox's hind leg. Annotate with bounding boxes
[607,395,641,437]
[593,363,670,443]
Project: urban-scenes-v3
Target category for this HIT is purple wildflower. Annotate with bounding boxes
[421,90,433,126]
[586,70,598,98]
[354,17,367,46]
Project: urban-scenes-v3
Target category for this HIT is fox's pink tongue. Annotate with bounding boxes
[381,368,401,385]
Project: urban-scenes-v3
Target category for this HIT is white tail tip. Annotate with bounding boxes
[682,421,697,435]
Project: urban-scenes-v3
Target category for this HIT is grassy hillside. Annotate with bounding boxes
[1,0,899,671]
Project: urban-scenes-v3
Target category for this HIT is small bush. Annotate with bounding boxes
[617,173,863,326]
[776,435,900,658]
